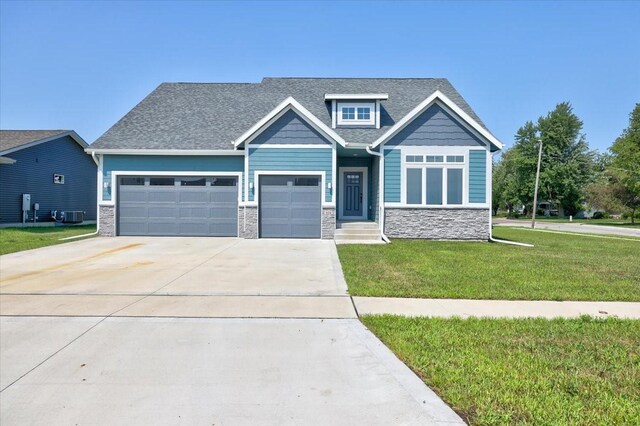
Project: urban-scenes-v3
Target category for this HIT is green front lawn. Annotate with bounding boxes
[362,315,640,425]
[337,227,640,301]
[0,225,96,255]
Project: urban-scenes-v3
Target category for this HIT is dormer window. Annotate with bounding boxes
[338,103,374,126]
[325,93,388,129]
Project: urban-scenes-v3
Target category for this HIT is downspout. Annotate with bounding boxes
[366,146,390,243]
[61,151,101,241]
[487,149,533,247]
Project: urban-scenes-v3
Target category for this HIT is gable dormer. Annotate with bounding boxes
[324,93,388,129]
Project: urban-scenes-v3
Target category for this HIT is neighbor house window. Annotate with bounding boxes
[337,102,375,126]
[404,154,465,206]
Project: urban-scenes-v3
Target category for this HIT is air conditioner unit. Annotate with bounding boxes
[63,211,84,223]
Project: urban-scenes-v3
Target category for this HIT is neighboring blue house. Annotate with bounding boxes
[0,130,97,224]
[88,78,502,241]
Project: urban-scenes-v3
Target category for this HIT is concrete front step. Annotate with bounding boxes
[334,228,381,237]
[336,221,379,230]
[334,233,382,241]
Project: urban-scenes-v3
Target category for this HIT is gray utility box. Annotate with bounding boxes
[22,194,31,211]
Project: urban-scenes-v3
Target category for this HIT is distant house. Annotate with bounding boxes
[0,130,97,224]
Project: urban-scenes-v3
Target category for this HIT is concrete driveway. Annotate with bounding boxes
[0,237,464,425]
[1,237,354,318]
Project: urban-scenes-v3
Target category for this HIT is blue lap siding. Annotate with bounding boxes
[248,148,333,202]
[251,110,332,146]
[386,104,486,147]
[468,150,487,203]
[383,149,401,202]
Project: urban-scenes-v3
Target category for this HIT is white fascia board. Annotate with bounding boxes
[0,156,17,164]
[370,90,504,151]
[324,94,389,100]
[84,149,243,156]
[1,130,88,156]
[233,96,346,148]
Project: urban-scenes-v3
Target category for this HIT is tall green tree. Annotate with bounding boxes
[493,103,595,216]
[608,104,640,223]
[536,102,594,216]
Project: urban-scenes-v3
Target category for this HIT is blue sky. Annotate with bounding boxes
[1,1,638,152]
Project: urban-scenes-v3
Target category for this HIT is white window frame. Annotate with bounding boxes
[398,147,471,207]
[337,102,375,126]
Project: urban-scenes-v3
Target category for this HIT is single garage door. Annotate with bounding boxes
[117,176,238,236]
[259,175,322,238]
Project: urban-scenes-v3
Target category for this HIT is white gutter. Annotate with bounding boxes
[366,146,390,243]
[61,152,101,241]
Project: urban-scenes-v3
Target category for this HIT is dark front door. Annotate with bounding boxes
[343,171,363,217]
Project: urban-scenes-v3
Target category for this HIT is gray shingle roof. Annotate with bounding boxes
[0,130,69,153]
[91,78,489,150]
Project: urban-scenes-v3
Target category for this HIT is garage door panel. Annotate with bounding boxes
[209,206,238,218]
[259,175,321,238]
[291,224,320,238]
[179,207,209,219]
[179,191,209,203]
[149,207,179,218]
[178,222,210,235]
[148,191,177,203]
[118,206,148,218]
[147,222,180,235]
[117,176,238,237]
[291,207,319,219]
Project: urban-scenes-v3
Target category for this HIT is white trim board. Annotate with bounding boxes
[233,97,346,148]
[86,149,243,156]
[338,167,368,220]
[324,93,389,100]
[370,90,503,151]
[247,144,331,149]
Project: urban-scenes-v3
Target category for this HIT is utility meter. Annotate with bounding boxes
[22,194,31,211]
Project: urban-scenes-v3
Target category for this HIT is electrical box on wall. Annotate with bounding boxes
[22,194,31,211]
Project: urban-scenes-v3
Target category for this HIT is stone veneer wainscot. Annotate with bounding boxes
[384,208,490,240]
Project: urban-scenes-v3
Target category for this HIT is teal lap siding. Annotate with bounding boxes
[102,155,244,201]
[384,149,401,202]
[469,150,486,203]
[248,148,333,202]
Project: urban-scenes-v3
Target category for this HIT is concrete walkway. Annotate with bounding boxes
[494,218,640,238]
[353,297,640,319]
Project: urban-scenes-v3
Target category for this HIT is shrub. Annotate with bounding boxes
[592,212,605,219]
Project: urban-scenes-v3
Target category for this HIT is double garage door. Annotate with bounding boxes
[116,174,322,238]
[117,176,238,236]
